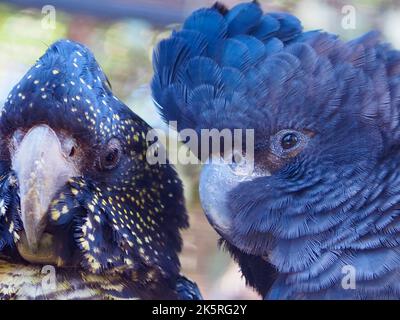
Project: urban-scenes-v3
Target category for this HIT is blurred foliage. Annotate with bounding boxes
[0,0,399,299]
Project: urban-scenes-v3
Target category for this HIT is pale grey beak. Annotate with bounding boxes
[199,156,270,241]
[199,162,236,236]
[11,125,78,253]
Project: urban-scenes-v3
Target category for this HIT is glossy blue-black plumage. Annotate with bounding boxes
[0,40,201,299]
[152,1,400,299]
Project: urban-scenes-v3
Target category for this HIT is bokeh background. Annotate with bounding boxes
[0,0,399,299]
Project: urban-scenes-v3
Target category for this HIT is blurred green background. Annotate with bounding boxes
[0,0,399,299]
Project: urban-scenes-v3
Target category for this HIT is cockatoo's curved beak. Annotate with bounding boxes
[11,125,78,261]
[199,156,268,243]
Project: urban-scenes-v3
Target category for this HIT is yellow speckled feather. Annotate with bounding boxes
[0,39,197,300]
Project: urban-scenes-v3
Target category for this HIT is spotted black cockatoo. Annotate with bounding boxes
[0,40,202,300]
[152,1,400,299]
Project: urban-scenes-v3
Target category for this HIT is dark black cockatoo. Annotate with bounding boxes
[0,40,201,300]
[152,1,400,299]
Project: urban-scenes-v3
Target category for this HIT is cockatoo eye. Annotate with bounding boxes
[270,129,310,159]
[281,132,299,150]
[99,138,122,170]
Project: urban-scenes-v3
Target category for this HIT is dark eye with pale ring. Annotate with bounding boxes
[100,138,122,170]
[270,129,309,158]
[281,132,299,150]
